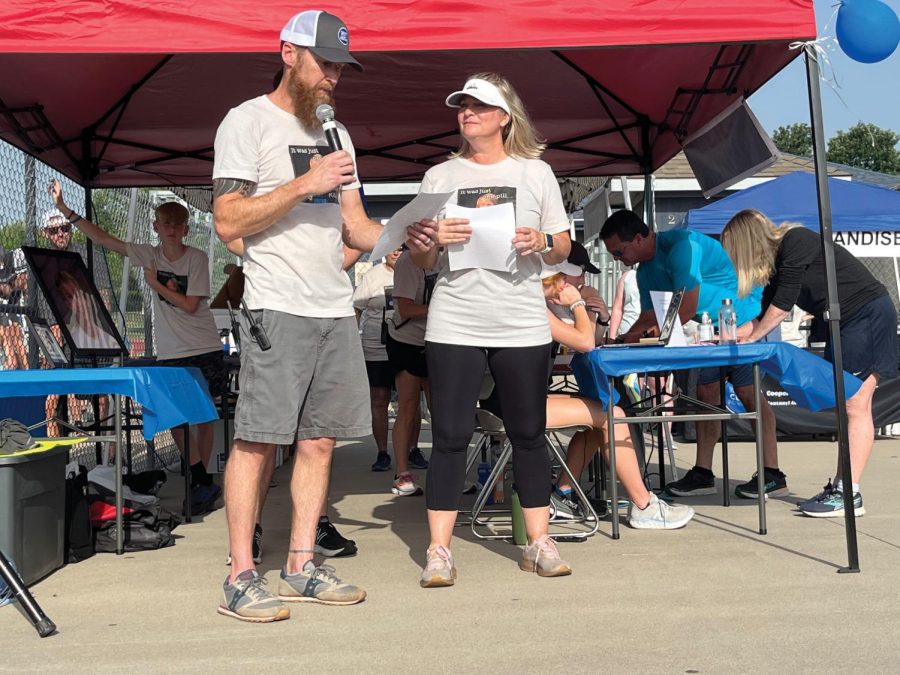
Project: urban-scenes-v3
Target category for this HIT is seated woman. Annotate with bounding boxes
[542,264,694,529]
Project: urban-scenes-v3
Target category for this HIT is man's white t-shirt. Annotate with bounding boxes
[421,156,570,347]
[127,243,222,359]
[389,251,439,347]
[212,95,361,318]
[352,263,393,362]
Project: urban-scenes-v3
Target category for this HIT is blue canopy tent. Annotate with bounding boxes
[685,171,900,234]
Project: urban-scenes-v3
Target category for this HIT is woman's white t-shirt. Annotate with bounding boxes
[421,156,569,347]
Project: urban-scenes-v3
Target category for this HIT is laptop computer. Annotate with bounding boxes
[604,287,685,348]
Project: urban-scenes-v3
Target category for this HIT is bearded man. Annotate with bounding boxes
[212,10,381,623]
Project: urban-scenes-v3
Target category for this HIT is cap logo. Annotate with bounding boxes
[338,27,349,46]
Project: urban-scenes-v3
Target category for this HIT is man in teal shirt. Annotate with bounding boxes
[600,210,783,500]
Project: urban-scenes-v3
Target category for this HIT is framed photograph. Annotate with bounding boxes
[26,316,68,367]
[21,246,127,357]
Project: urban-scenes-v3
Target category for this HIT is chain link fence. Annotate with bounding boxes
[0,142,240,471]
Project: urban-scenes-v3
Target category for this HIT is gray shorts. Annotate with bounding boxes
[234,310,371,444]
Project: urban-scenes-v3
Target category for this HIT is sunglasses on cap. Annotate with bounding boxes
[45,224,71,235]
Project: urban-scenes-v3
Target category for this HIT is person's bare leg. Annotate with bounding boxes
[226,439,273,579]
[695,382,722,470]
[523,505,551,542]
[556,429,587,492]
[257,449,276,522]
[734,385,779,469]
[547,397,651,507]
[841,374,879,484]
[369,385,391,453]
[427,509,457,548]
[285,436,334,574]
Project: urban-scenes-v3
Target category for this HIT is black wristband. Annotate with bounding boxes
[596,316,609,326]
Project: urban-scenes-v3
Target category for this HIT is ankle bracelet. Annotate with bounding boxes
[288,548,315,555]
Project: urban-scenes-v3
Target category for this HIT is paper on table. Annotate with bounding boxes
[445,203,517,273]
[370,191,453,261]
[650,290,687,347]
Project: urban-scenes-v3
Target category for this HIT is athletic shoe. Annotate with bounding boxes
[796,480,833,507]
[391,472,424,497]
[225,523,263,566]
[315,520,358,558]
[218,570,290,623]
[420,545,456,588]
[627,493,695,529]
[735,469,789,499]
[550,492,584,520]
[407,447,429,470]
[797,485,865,518]
[371,452,392,472]
[187,482,221,516]
[665,466,716,497]
[520,534,572,577]
[277,561,366,605]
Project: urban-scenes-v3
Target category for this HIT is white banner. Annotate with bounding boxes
[833,231,900,258]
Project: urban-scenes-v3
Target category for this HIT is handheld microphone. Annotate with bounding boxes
[315,104,343,154]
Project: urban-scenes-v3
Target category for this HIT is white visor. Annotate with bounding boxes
[540,261,582,279]
[445,78,511,114]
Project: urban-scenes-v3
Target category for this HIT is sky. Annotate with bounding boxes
[749,0,900,142]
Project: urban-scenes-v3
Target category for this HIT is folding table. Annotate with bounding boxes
[0,367,218,553]
[571,342,862,539]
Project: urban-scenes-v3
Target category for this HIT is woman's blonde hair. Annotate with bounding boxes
[451,72,546,160]
[720,209,798,298]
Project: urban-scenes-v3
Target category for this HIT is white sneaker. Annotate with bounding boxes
[391,472,423,496]
[627,493,694,529]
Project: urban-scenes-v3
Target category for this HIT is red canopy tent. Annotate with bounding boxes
[0,0,815,187]
[0,1,868,572]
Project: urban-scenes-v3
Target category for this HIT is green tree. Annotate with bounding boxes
[827,123,900,174]
[772,123,812,157]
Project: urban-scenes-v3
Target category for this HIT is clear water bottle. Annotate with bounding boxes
[699,311,713,342]
[719,298,738,344]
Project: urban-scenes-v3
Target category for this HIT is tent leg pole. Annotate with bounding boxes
[805,48,859,574]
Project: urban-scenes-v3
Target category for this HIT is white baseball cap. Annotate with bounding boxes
[540,261,582,279]
[280,10,363,71]
[445,78,510,114]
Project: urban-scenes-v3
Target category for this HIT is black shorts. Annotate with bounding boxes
[365,359,396,389]
[696,363,754,388]
[386,333,428,378]
[826,293,898,381]
[158,349,229,399]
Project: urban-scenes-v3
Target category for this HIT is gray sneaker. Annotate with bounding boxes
[420,545,457,588]
[550,492,596,521]
[218,570,290,623]
[627,493,694,529]
[520,535,572,577]
[277,561,367,605]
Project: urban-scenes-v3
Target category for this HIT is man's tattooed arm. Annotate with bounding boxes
[212,178,256,200]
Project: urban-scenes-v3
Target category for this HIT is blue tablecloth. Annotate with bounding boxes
[0,367,218,439]
[571,342,862,411]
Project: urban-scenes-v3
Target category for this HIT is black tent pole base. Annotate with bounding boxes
[0,549,57,637]
[837,566,861,575]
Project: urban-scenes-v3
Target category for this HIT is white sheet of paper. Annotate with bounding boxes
[370,191,453,261]
[650,290,687,347]
[445,203,517,273]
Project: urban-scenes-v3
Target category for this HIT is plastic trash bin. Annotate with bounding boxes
[0,442,69,585]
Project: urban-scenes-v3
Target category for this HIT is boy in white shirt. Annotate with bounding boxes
[50,179,226,515]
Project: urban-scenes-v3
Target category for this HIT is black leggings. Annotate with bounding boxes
[425,341,552,510]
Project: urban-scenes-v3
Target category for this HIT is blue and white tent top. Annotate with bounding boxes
[685,171,900,234]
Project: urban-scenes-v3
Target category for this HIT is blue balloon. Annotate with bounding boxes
[836,0,900,64]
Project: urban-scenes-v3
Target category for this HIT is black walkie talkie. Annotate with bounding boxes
[239,301,271,351]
